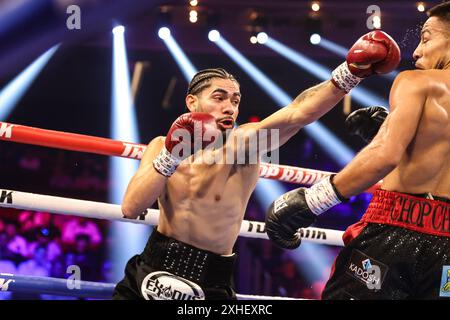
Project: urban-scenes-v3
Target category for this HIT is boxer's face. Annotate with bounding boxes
[413,17,450,70]
[186,78,241,131]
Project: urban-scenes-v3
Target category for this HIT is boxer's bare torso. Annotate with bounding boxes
[154,136,260,255]
[123,76,346,256]
[382,69,450,198]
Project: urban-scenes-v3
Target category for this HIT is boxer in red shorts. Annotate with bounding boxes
[265,2,450,299]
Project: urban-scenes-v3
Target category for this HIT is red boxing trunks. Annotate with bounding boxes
[322,189,450,299]
[361,189,450,237]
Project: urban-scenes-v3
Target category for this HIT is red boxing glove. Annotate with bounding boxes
[332,30,401,93]
[153,112,220,177]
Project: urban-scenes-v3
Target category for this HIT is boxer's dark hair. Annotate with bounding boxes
[187,68,239,96]
[427,2,450,23]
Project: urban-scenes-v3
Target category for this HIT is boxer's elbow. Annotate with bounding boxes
[370,130,404,169]
[367,141,401,173]
[378,145,403,169]
[390,151,403,167]
[364,152,399,180]
[121,199,140,219]
[382,154,401,172]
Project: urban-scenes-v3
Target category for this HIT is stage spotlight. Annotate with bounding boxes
[190,0,198,6]
[110,22,148,282]
[263,36,388,109]
[208,29,220,42]
[250,36,258,44]
[189,9,198,23]
[158,28,196,80]
[0,45,59,121]
[112,25,124,35]
[417,2,425,12]
[311,2,320,12]
[158,27,171,40]
[256,32,268,44]
[310,33,321,45]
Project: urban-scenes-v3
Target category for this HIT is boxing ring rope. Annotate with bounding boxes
[0,120,379,299]
[0,189,345,246]
[0,274,306,300]
[0,273,115,299]
[0,121,381,191]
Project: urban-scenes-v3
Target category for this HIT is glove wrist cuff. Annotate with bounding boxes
[305,175,343,215]
[329,174,349,202]
[331,62,364,93]
[153,146,181,177]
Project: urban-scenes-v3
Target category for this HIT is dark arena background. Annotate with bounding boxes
[0,0,442,302]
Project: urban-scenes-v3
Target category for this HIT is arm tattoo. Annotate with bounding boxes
[292,81,329,105]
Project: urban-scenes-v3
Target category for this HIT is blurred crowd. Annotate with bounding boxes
[0,144,112,299]
[0,209,111,299]
[0,144,108,200]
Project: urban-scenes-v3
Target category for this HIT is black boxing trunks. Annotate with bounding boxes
[112,230,237,300]
[322,189,450,300]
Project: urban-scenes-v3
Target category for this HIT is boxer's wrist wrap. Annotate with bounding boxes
[153,146,180,177]
[331,62,364,93]
[305,175,345,215]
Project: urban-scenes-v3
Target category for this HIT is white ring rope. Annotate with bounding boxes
[0,189,345,247]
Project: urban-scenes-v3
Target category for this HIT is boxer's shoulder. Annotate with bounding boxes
[147,136,165,149]
[398,70,448,97]
[235,122,256,132]
[396,69,428,80]
[396,69,445,82]
[393,70,431,92]
[156,136,165,145]
[140,136,165,162]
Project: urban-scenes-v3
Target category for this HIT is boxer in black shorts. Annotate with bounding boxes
[113,230,236,300]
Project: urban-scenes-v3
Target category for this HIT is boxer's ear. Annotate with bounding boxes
[185,94,199,112]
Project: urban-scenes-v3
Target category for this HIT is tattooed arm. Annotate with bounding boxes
[235,81,346,152]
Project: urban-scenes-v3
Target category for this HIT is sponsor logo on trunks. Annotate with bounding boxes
[141,271,205,300]
[346,250,388,291]
[390,195,450,234]
[439,266,450,298]
[362,258,372,271]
